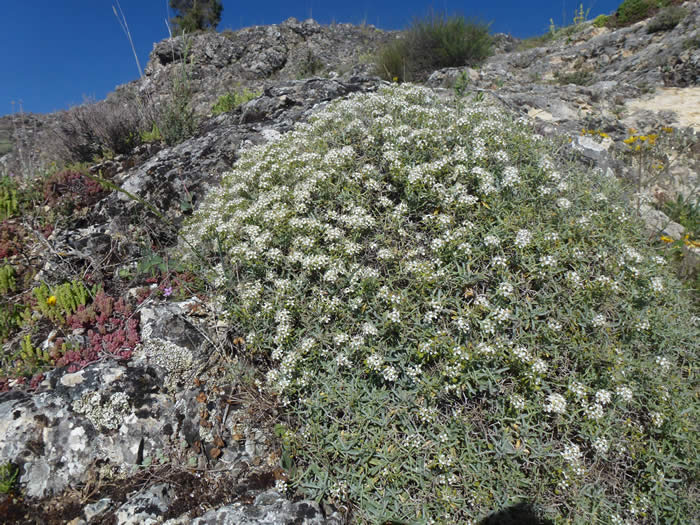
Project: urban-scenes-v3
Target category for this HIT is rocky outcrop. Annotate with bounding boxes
[135,17,394,116]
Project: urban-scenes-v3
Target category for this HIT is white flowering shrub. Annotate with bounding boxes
[183,85,698,523]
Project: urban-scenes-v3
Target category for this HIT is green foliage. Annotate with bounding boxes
[0,303,27,343]
[297,49,324,78]
[375,11,493,82]
[593,14,610,27]
[17,335,52,372]
[158,37,198,146]
[0,463,18,494]
[572,3,591,24]
[662,193,699,238]
[33,280,92,323]
[0,265,16,295]
[453,71,471,98]
[683,35,700,50]
[647,5,687,32]
[184,84,698,523]
[554,69,595,85]
[211,87,261,116]
[615,0,670,26]
[0,176,19,220]
[169,0,223,33]
[140,123,163,143]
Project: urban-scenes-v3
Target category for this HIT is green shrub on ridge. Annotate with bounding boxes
[184,84,698,524]
[375,12,493,82]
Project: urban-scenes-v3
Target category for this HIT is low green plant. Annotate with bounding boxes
[157,34,197,146]
[662,193,699,239]
[0,264,16,295]
[554,69,594,85]
[211,87,261,116]
[0,303,27,343]
[33,280,93,323]
[616,0,671,26]
[374,11,493,82]
[683,35,700,50]
[17,334,52,372]
[0,176,19,220]
[647,5,687,32]
[297,49,324,78]
[0,462,18,494]
[140,123,163,143]
[453,70,470,98]
[184,84,698,523]
[592,14,610,27]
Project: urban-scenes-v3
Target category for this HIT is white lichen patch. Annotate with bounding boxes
[136,338,194,391]
[72,391,131,431]
[68,426,87,452]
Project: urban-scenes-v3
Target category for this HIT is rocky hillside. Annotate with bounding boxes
[0,4,698,524]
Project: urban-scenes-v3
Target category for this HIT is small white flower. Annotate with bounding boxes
[584,402,604,420]
[531,358,547,374]
[636,319,650,331]
[540,255,557,267]
[591,314,607,328]
[557,198,571,209]
[382,365,398,382]
[595,390,612,405]
[650,276,664,292]
[655,355,670,371]
[561,443,582,464]
[544,393,567,414]
[510,394,525,410]
[484,234,501,247]
[387,308,401,324]
[497,282,514,297]
[616,385,633,402]
[547,319,562,332]
[592,437,609,454]
[366,353,384,371]
[568,381,587,399]
[650,411,664,428]
[515,229,532,249]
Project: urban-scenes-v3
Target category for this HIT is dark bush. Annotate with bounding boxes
[58,94,148,163]
[615,0,673,26]
[647,5,688,32]
[554,69,595,86]
[375,11,493,82]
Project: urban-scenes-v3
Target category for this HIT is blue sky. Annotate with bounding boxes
[1,1,622,116]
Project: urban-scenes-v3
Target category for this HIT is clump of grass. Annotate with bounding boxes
[662,193,699,237]
[592,14,610,27]
[614,0,674,26]
[375,12,493,82]
[0,462,18,494]
[184,84,698,523]
[554,69,595,86]
[212,87,261,116]
[647,5,688,32]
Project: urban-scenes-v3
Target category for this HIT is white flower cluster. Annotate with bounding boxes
[544,393,567,414]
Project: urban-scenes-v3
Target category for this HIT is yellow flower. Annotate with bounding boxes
[623,136,637,144]
[660,235,674,243]
[47,295,57,306]
[662,126,673,133]
[599,132,609,139]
